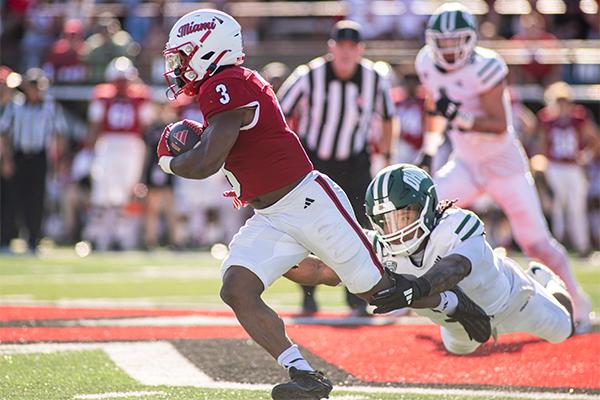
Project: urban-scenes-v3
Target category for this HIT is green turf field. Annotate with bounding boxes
[1,248,599,311]
[0,350,557,400]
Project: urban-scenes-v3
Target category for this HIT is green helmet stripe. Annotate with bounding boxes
[449,10,457,31]
[380,169,393,199]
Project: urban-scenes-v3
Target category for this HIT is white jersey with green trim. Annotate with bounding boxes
[364,207,534,316]
[415,45,526,166]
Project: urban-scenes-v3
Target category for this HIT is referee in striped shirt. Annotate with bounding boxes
[0,68,67,252]
[278,21,397,315]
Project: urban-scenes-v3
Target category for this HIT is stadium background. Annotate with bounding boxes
[1,2,600,400]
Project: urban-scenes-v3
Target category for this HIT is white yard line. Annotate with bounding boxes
[73,391,165,399]
[1,342,597,400]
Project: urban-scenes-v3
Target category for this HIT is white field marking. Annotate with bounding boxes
[73,391,166,399]
[0,342,214,386]
[0,343,597,400]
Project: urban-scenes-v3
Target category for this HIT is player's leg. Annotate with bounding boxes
[220,211,332,399]
[497,265,572,343]
[544,163,568,243]
[433,157,482,207]
[281,172,391,299]
[486,171,593,332]
[565,166,590,255]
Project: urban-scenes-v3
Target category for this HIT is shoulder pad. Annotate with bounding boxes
[473,47,508,93]
[436,208,485,242]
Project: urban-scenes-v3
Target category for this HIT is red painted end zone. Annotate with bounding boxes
[287,325,600,389]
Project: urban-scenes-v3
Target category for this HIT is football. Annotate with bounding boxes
[167,119,204,156]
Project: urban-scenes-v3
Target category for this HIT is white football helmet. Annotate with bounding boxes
[105,57,138,82]
[425,3,478,71]
[163,9,245,100]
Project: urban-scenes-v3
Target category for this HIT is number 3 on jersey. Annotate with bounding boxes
[216,84,230,104]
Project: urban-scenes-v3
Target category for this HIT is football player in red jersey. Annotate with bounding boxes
[86,57,154,251]
[156,9,404,399]
[537,82,600,257]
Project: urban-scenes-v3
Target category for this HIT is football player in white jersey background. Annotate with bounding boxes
[414,3,592,333]
[287,164,574,355]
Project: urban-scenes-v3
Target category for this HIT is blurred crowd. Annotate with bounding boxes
[0,0,599,255]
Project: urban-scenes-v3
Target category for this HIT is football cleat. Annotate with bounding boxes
[271,367,333,400]
[445,287,492,344]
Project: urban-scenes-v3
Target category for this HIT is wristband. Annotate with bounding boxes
[158,156,174,175]
[454,112,475,131]
[422,132,443,156]
[413,276,432,299]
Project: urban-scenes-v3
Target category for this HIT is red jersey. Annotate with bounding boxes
[538,105,588,163]
[90,83,152,138]
[196,66,313,202]
[395,93,425,150]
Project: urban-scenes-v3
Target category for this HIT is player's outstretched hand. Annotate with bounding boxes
[445,287,491,343]
[435,88,461,121]
[157,123,174,160]
[370,270,431,314]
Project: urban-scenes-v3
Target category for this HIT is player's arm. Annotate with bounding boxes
[284,255,342,287]
[169,108,249,179]
[468,80,508,134]
[419,93,446,170]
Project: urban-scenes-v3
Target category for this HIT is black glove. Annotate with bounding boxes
[435,88,461,121]
[444,287,492,343]
[370,270,431,314]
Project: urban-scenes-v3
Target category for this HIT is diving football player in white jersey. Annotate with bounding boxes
[288,164,574,354]
[414,3,592,333]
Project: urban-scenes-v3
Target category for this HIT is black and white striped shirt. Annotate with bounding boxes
[0,96,67,154]
[278,57,395,161]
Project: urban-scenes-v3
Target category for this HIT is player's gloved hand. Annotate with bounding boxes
[157,123,175,174]
[370,270,431,314]
[444,287,491,343]
[435,88,461,120]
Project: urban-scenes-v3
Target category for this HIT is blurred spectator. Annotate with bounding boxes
[143,103,178,250]
[345,0,426,40]
[0,67,23,250]
[20,0,57,71]
[587,152,600,249]
[391,73,425,164]
[85,57,152,251]
[43,19,88,84]
[510,88,538,156]
[83,14,139,83]
[260,62,290,94]
[0,68,67,252]
[511,13,561,85]
[537,82,600,256]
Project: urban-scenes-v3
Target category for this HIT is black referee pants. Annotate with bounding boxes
[0,173,17,247]
[13,151,47,250]
[306,150,373,312]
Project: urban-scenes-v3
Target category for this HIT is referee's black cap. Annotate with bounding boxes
[330,20,363,43]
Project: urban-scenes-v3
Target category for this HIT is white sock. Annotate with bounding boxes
[433,291,458,315]
[276,344,314,372]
